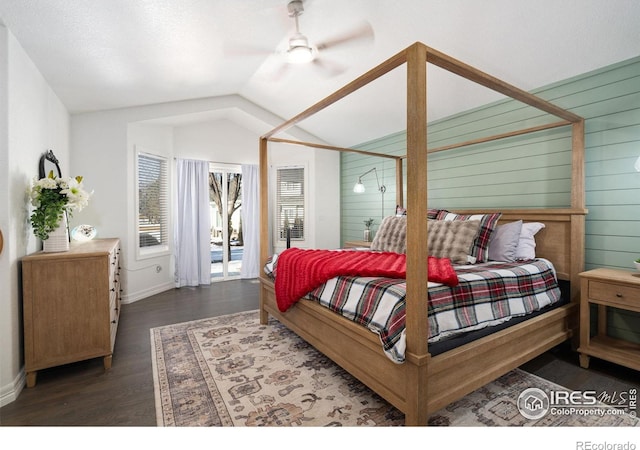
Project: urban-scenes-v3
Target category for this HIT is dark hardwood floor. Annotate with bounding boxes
[1,279,638,426]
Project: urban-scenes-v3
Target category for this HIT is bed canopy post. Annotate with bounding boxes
[395,158,404,207]
[570,119,586,303]
[571,120,585,210]
[404,42,430,426]
[259,137,270,324]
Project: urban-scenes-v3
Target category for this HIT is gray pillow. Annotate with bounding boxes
[488,220,523,262]
[370,216,407,254]
[370,216,480,264]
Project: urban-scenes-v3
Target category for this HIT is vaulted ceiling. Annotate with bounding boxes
[1,0,639,146]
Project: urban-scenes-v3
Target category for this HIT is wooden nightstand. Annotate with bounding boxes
[343,240,372,249]
[578,268,640,371]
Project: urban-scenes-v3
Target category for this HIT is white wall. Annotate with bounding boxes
[1,25,70,407]
[126,123,175,300]
[1,32,340,408]
[312,147,341,250]
[173,119,258,164]
[71,96,340,304]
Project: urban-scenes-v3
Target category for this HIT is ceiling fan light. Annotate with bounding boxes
[287,45,314,64]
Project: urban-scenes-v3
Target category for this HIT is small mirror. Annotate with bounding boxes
[39,150,62,179]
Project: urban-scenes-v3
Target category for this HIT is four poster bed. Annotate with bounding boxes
[258,42,587,426]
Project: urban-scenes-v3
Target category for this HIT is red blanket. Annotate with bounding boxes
[274,248,459,312]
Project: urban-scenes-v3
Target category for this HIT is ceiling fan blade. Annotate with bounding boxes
[257,61,291,83]
[315,21,374,52]
[312,58,347,78]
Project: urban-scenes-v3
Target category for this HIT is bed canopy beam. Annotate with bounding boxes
[421,120,572,155]
[261,48,408,140]
[267,137,402,161]
[261,43,583,144]
[261,41,585,212]
[423,45,583,123]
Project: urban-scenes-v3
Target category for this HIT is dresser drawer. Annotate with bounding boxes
[108,247,119,281]
[109,296,120,322]
[588,280,640,308]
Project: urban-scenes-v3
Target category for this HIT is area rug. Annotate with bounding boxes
[151,310,639,427]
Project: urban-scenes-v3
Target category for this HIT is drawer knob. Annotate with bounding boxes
[616,293,623,298]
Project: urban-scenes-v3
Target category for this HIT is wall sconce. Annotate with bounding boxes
[353,167,387,219]
[635,156,640,172]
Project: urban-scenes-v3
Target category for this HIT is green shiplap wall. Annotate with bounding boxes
[341,55,640,344]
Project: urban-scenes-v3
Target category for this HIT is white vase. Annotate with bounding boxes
[363,229,371,242]
[43,214,70,252]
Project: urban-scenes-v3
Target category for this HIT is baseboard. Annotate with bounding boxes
[0,368,25,407]
[121,281,174,304]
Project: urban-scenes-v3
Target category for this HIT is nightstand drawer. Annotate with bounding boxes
[344,240,372,249]
[589,280,639,307]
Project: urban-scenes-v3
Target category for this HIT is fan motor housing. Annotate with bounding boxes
[287,0,304,17]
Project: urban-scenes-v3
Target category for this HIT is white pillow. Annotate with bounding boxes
[515,222,545,260]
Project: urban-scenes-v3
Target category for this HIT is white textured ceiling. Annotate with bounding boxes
[1,0,640,146]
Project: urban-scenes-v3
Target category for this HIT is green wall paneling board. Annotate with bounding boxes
[341,55,640,344]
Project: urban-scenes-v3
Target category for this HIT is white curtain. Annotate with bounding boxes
[240,164,260,278]
[174,159,211,287]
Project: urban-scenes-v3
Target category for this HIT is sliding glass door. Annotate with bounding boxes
[209,164,242,280]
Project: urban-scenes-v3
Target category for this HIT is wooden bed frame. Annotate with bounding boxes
[258,42,587,426]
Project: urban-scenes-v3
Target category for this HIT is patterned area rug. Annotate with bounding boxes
[151,310,639,427]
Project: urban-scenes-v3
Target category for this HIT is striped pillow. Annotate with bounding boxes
[395,206,443,220]
[435,211,502,263]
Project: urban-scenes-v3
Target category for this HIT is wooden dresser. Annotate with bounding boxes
[21,238,121,387]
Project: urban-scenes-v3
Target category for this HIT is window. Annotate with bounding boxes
[136,151,169,256]
[276,166,304,241]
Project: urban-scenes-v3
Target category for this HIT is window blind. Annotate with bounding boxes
[276,167,304,241]
[138,153,168,248]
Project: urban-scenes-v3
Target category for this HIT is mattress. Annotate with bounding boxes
[264,257,562,363]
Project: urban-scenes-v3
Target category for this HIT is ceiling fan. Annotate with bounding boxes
[284,0,317,64]
[228,0,375,79]
[282,0,374,68]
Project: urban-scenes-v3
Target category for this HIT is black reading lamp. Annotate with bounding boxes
[353,167,386,220]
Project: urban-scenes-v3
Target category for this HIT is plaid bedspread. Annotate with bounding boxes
[264,257,561,363]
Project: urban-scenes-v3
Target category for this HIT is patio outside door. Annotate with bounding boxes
[209,164,242,280]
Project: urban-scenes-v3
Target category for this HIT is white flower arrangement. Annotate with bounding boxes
[29,172,92,240]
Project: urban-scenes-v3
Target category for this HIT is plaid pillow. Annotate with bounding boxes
[435,210,502,263]
[394,205,442,219]
[427,208,442,220]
